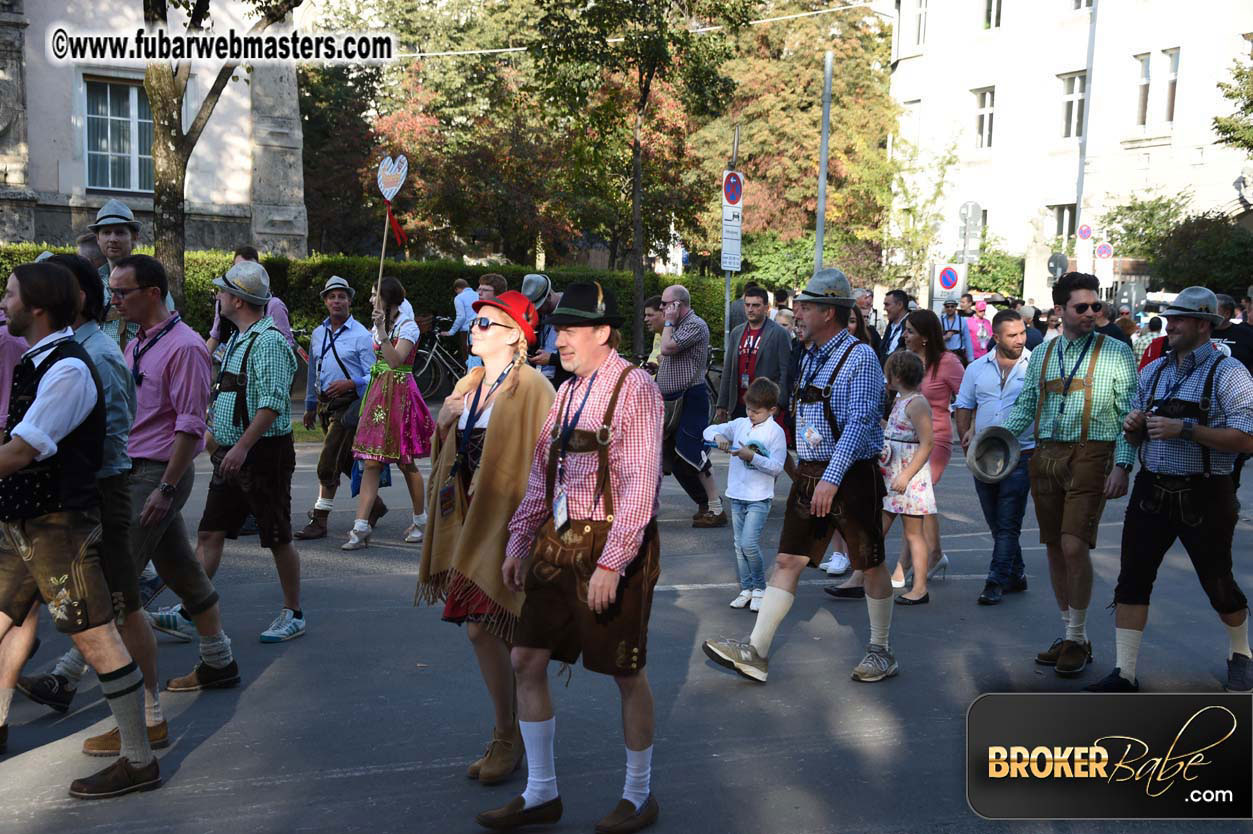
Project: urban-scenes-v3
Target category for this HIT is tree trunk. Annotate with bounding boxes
[144,64,189,308]
[631,108,645,354]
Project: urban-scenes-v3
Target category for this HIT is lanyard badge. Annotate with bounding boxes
[552,372,598,532]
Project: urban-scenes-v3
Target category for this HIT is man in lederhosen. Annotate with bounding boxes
[703,268,898,684]
[1001,272,1137,678]
[476,283,664,833]
[1086,287,1253,692]
[0,261,157,796]
[294,276,382,540]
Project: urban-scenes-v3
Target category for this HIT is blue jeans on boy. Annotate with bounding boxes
[973,451,1031,589]
[729,497,771,591]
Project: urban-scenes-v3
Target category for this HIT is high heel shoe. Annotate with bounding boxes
[927,554,949,581]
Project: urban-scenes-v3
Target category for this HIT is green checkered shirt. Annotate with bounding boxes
[1003,331,1137,466]
[210,315,295,447]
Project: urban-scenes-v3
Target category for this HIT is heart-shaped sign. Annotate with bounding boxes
[376,155,408,201]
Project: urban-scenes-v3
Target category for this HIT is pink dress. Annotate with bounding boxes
[920,351,964,483]
[879,393,936,516]
[352,317,434,464]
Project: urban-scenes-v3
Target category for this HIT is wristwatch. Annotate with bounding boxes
[157,482,177,497]
[1115,463,1132,473]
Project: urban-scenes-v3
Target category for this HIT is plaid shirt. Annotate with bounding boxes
[793,329,885,486]
[1134,341,1253,476]
[210,316,296,447]
[506,352,663,574]
[1003,331,1137,466]
[656,309,709,397]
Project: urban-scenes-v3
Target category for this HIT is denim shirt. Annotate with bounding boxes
[74,320,136,477]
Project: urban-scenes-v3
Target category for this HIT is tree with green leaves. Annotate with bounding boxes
[142,0,305,305]
[1215,57,1253,157]
[533,0,757,349]
[966,232,1023,298]
[1096,189,1191,259]
[1150,212,1253,295]
[880,140,956,292]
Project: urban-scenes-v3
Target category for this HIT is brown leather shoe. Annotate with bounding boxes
[83,721,170,756]
[596,795,659,834]
[294,509,330,540]
[1034,637,1065,666]
[68,756,161,799]
[368,497,389,528]
[476,795,562,830]
[166,660,241,692]
[692,510,728,528]
[1054,640,1093,677]
[477,725,524,785]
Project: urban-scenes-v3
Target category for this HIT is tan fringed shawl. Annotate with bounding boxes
[416,364,555,641]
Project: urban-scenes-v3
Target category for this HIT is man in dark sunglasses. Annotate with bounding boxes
[1000,272,1138,679]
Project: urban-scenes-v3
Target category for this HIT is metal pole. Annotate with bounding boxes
[814,50,833,274]
[724,123,740,359]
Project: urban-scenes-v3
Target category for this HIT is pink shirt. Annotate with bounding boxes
[124,317,212,461]
[0,325,28,431]
[920,350,964,449]
[967,315,993,360]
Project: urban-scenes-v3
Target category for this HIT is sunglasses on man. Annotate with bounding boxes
[1069,302,1103,314]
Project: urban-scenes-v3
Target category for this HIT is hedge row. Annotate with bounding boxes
[0,245,730,354]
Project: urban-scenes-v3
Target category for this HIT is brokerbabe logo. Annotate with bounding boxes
[967,694,1253,819]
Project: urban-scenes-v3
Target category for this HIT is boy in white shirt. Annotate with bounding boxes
[703,379,788,612]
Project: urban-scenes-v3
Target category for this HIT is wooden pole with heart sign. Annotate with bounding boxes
[375,155,409,310]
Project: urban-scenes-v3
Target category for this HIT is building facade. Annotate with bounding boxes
[888,0,1253,304]
[0,0,307,254]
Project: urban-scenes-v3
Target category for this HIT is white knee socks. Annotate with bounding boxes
[519,717,558,808]
[1227,619,1251,660]
[1115,627,1143,682]
[867,594,894,649]
[1065,607,1087,643]
[749,587,794,658]
[0,687,12,726]
[622,745,652,810]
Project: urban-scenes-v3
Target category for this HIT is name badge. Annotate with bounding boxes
[803,423,822,450]
[438,479,456,517]
[553,488,570,533]
[740,373,750,390]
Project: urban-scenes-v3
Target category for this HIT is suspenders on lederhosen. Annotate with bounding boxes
[1033,332,1106,444]
[1141,354,1226,477]
[214,327,278,431]
[792,339,858,446]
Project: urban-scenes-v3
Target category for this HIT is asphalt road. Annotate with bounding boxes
[2,439,1252,834]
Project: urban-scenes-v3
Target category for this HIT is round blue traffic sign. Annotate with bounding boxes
[724,172,742,205]
[1096,242,1113,259]
[939,267,959,290]
[1077,224,1092,241]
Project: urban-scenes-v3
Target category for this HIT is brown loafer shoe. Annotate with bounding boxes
[692,510,728,528]
[166,660,241,692]
[477,725,524,785]
[476,795,562,830]
[83,721,170,756]
[1034,637,1064,666]
[596,795,659,834]
[294,509,330,540]
[1054,640,1093,677]
[68,756,161,799]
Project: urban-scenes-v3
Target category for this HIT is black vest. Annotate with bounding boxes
[0,338,105,521]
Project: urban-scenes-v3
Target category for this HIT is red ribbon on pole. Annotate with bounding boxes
[383,199,408,247]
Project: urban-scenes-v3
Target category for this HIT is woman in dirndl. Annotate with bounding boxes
[417,290,554,784]
[344,276,434,550]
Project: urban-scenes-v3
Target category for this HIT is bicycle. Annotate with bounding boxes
[412,315,467,401]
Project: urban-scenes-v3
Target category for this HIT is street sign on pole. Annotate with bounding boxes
[721,170,743,273]
[814,50,834,273]
[958,200,982,264]
[931,262,968,309]
[1076,227,1095,274]
[1047,252,1069,281]
[1094,240,1115,288]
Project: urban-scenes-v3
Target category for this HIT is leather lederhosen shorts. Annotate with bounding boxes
[514,517,661,676]
[778,457,886,570]
[0,508,113,634]
[1028,440,1114,547]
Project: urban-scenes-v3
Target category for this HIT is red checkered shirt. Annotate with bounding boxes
[506,352,663,573]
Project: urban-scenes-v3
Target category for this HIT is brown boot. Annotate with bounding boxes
[476,725,524,785]
[294,509,330,540]
[368,497,389,528]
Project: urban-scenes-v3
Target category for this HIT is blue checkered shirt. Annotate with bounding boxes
[1134,341,1253,476]
[793,329,885,486]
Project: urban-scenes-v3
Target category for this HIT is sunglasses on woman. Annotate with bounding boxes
[1070,302,1103,314]
[473,317,512,332]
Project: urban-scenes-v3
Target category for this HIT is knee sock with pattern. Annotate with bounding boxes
[98,661,153,765]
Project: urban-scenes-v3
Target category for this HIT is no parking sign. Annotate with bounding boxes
[931,262,968,309]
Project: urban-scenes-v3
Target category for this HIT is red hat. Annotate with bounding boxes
[473,290,539,347]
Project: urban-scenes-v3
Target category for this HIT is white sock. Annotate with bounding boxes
[708,497,723,515]
[1115,628,1143,682]
[412,512,427,528]
[622,745,652,810]
[1061,608,1070,633]
[519,718,558,808]
[1227,618,1251,660]
[314,497,334,511]
[1066,607,1087,643]
[144,688,164,726]
[352,518,370,532]
[749,587,794,658]
[867,593,894,649]
[0,687,12,726]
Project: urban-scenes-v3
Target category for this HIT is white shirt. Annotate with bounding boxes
[703,416,787,501]
[883,317,906,353]
[457,400,494,430]
[399,299,415,322]
[955,347,1035,450]
[374,316,421,346]
[11,328,99,460]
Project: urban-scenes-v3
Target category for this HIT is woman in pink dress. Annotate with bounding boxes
[344,276,435,550]
[891,309,963,588]
[966,300,994,361]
